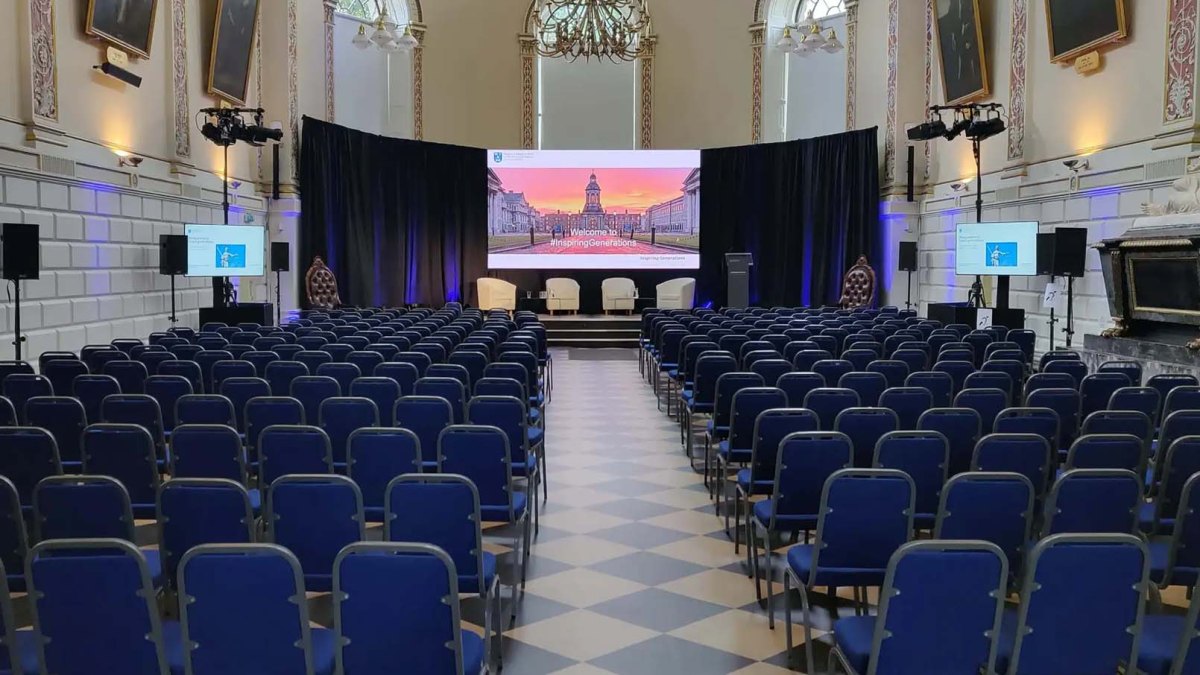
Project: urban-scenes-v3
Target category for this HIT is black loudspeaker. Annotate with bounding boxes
[1,223,39,280]
[1054,227,1088,278]
[271,242,290,272]
[898,241,918,272]
[159,234,188,275]
[1036,233,1057,275]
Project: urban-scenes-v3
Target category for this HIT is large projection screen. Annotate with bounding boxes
[487,149,701,270]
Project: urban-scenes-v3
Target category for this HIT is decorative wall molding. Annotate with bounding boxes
[254,12,263,184]
[1165,0,1198,125]
[639,37,657,149]
[288,0,299,183]
[170,0,190,159]
[412,24,426,141]
[28,0,58,124]
[845,0,858,130]
[883,0,899,184]
[1006,0,1028,162]
[750,23,765,143]
[324,0,336,122]
[519,34,537,150]
[923,0,932,180]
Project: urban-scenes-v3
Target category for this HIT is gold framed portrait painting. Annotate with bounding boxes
[933,0,990,105]
[1045,0,1127,63]
[208,0,262,105]
[86,0,158,59]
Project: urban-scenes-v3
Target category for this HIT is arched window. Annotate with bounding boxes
[800,0,846,20]
[333,0,414,138]
[335,0,406,22]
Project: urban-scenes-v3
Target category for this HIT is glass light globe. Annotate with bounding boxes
[397,27,419,51]
[776,27,796,51]
[805,23,826,47]
[822,29,843,53]
[353,25,371,50]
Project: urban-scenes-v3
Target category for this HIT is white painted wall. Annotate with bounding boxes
[538,57,636,150]
[332,14,414,139]
[785,14,847,140]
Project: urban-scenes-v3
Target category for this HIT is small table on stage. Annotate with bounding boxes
[518,294,546,314]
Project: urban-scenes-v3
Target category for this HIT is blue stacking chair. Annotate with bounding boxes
[32,475,164,587]
[195,350,234,394]
[170,344,204,362]
[813,359,854,387]
[42,359,88,398]
[322,344,354,363]
[1025,372,1077,398]
[835,407,899,468]
[24,396,86,470]
[332,542,485,675]
[102,360,149,395]
[438,425,531,586]
[412,343,447,365]
[933,360,975,396]
[376,362,421,397]
[838,372,888,407]
[1110,386,1164,427]
[0,396,13,426]
[714,387,788,521]
[1137,578,1200,675]
[841,349,876,372]
[906,371,954,408]
[995,406,1060,450]
[874,430,948,529]
[26,539,183,674]
[83,349,129,376]
[1042,469,1141,536]
[385,475,502,669]
[273,344,305,361]
[935,472,1035,579]
[349,377,402,427]
[428,364,471,393]
[468,395,544,511]
[319,397,379,471]
[290,375,341,426]
[0,427,61,511]
[865,359,909,390]
[242,350,279,378]
[171,423,251,488]
[1081,372,1132,418]
[1065,433,1146,475]
[367,343,401,362]
[972,433,1053,503]
[805,387,862,431]
[1038,350,1081,371]
[394,396,454,471]
[735,409,820,559]
[707,372,766,470]
[1159,410,1200,465]
[414,377,467,424]
[219,377,270,434]
[1150,374,1200,415]
[295,350,333,374]
[1144,436,1200,536]
[964,371,1014,405]
[297,337,329,352]
[1099,359,1143,387]
[1166,385,1200,419]
[995,534,1149,675]
[315,363,361,399]
[81,423,158,518]
[347,428,421,522]
[1026,387,1082,453]
[0,557,34,674]
[346,351,384,377]
[395,351,433,377]
[750,359,792,387]
[245,396,305,460]
[1150,470,1200,594]
[136,351,177,376]
[828,541,1008,675]
[783,469,916,673]
[448,351,488,388]
[1,374,51,424]
[159,360,204,394]
[1045,359,1089,388]
[776,371,826,409]
[176,394,236,427]
[157,478,255,589]
[198,337,230,351]
[178,543,334,675]
[793,349,833,372]
[258,426,334,490]
[101,393,168,466]
[918,407,982,477]
[878,387,933,431]
[268,475,364,592]
[955,388,1009,435]
[0,478,27,594]
[891,349,929,374]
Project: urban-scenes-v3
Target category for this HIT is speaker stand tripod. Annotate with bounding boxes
[9,281,25,361]
[168,274,178,326]
[1062,275,1076,348]
[904,269,915,311]
[968,275,986,308]
[275,269,282,326]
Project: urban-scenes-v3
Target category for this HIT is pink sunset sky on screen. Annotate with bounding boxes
[493,167,691,214]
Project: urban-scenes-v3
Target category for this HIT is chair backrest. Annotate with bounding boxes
[290,375,342,424]
[413,376,467,424]
[1080,372,1132,418]
[865,359,910,389]
[42,359,88,398]
[878,387,933,431]
[838,371,888,407]
[346,351,385,378]
[964,371,1014,405]
[806,469,914,580]
[805,387,862,431]
[994,406,1060,450]
[264,360,309,398]
[905,371,954,408]
[158,360,204,394]
[935,471,1034,575]
[347,428,421,519]
[776,371,826,408]
[348,377,402,427]
[728,387,789,451]
[867,540,1008,675]
[333,542,468,675]
[33,475,135,543]
[27,539,171,675]
[1064,433,1145,475]
[1044,359,1089,388]
[315,363,362,397]
[385,474,486,587]
[1025,387,1082,449]
[72,374,122,425]
[972,433,1052,502]
[438,425,514,514]
[145,375,193,432]
[769,431,853,527]
[157,478,255,586]
[873,431,949,518]
[1160,410,1200,467]
[0,427,62,506]
[1108,385,1163,427]
[267,475,365,592]
[319,397,380,467]
[24,396,86,466]
[171,424,246,482]
[178,543,319,675]
[102,360,149,395]
[747,409,820,485]
[81,423,158,508]
[1150,374,1200,416]
[833,406,899,467]
[1006,534,1148,675]
[176,394,236,427]
[954,388,1009,434]
[258,425,334,488]
[713,372,766,429]
[375,362,421,397]
[1042,469,1141,537]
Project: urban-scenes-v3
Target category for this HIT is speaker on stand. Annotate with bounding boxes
[1053,228,1088,348]
[2,223,39,360]
[271,242,290,327]
[159,235,188,325]
[898,241,918,311]
[1036,232,1059,351]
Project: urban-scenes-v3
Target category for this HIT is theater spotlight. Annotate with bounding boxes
[966,115,1006,141]
[943,116,972,141]
[907,117,946,142]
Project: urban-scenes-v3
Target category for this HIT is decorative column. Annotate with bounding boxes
[844,0,858,130]
[411,24,426,140]
[880,0,928,195]
[1003,0,1029,178]
[519,34,537,149]
[883,0,899,186]
[20,0,63,147]
[922,0,932,181]
[324,0,336,122]
[638,36,657,149]
[750,22,766,143]
[1156,0,1200,149]
[169,0,191,168]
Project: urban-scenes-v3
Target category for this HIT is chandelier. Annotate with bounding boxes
[534,0,651,62]
[776,10,843,57]
[351,2,418,53]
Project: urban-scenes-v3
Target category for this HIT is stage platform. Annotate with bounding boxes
[541,314,640,348]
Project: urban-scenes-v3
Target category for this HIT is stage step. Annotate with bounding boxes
[542,315,640,348]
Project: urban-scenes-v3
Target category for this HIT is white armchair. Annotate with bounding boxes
[601,277,637,314]
[656,277,696,310]
[477,277,517,312]
[545,278,580,314]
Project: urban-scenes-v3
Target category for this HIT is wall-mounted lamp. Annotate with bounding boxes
[113,149,143,168]
[950,182,969,192]
[1063,158,1090,172]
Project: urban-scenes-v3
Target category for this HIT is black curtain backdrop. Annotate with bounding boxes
[697,127,881,308]
[298,117,488,308]
[299,118,879,310]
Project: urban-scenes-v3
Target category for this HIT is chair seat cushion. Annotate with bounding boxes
[145,548,165,589]
[833,616,876,675]
[462,630,486,675]
[680,390,694,402]
[482,492,527,523]
[528,427,544,447]
[1139,501,1174,535]
[736,469,773,495]
[311,628,337,675]
[753,500,817,531]
[13,629,40,675]
[511,454,538,478]
[1138,614,1186,675]
[161,620,186,675]
[786,544,888,587]
[716,441,751,464]
[458,552,497,595]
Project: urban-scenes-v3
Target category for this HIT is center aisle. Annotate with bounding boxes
[500,348,800,675]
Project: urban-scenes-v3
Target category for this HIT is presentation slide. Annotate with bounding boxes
[955,221,1040,276]
[487,149,701,270]
[185,224,266,277]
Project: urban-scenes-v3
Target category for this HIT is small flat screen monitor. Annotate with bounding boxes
[955,221,1039,276]
[184,224,266,277]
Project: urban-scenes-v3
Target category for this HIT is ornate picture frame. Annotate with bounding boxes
[208,0,262,105]
[932,0,990,105]
[1046,0,1127,64]
[86,0,158,59]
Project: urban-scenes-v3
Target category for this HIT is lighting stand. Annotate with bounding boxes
[10,281,24,361]
[904,268,914,311]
